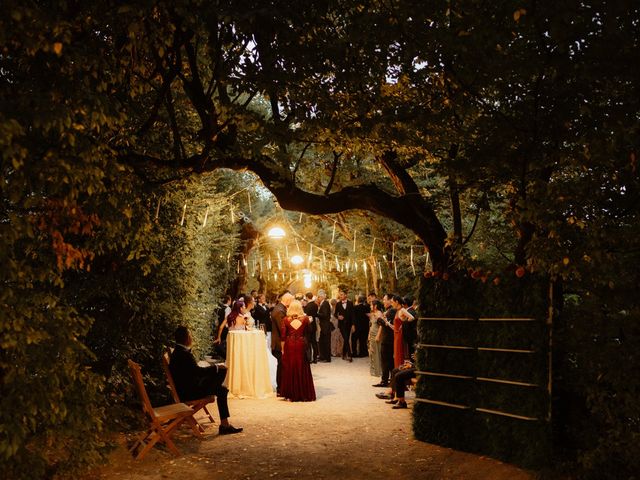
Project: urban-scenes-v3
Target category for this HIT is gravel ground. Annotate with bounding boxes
[89,356,534,480]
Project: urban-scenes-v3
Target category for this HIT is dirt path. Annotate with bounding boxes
[92,357,534,479]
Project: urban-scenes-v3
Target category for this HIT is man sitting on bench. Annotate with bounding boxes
[170,325,243,435]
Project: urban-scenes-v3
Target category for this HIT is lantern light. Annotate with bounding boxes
[291,255,304,265]
[267,226,286,239]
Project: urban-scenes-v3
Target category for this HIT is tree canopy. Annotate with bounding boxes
[1,1,639,478]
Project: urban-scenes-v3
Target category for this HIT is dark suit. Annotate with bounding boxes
[334,299,354,358]
[303,300,319,363]
[270,302,287,392]
[252,303,270,331]
[379,307,396,384]
[317,299,332,361]
[352,303,370,357]
[169,344,230,419]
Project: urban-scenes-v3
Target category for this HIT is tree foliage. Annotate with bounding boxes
[1,0,639,477]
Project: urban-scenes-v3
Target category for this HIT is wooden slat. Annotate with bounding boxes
[476,407,539,421]
[415,370,474,380]
[478,317,536,322]
[418,317,475,321]
[476,376,539,388]
[478,347,535,354]
[418,343,475,351]
[415,398,471,410]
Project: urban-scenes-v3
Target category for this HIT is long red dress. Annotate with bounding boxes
[280,315,316,402]
[393,314,404,369]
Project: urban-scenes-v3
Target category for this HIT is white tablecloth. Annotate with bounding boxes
[223,330,274,399]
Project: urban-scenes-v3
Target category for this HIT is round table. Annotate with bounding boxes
[223,330,274,398]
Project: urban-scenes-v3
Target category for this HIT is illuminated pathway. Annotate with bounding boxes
[91,357,533,479]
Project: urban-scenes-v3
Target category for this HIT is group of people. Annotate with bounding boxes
[165,288,419,438]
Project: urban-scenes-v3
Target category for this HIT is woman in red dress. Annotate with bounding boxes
[392,295,414,369]
[280,300,316,402]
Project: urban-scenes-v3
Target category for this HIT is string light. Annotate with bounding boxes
[154,197,161,221]
[180,202,187,226]
[202,206,209,228]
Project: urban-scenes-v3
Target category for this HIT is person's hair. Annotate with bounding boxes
[278,290,291,299]
[223,294,232,303]
[287,300,305,317]
[174,325,189,344]
[357,295,366,304]
[250,290,257,295]
[392,294,403,304]
[305,291,314,300]
[227,297,245,327]
[243,294,254,308]
[280,292,294,306]
[368,292,377,298]
[373,300,384,311]
[404,296,414,307]
[330,298,337,306]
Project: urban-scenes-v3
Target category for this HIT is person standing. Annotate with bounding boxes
[279,300,316,402]
[403,297,418,358]
[329,298,343,357]
[391,295,414,369]
[373,294,396,387]
[270,292,294,395]
[303,291,319,363]
[352,295,370,357]
[252,293,270,332]
[334,290,354,362]
[316,290,332,362]
[368,300,384,378]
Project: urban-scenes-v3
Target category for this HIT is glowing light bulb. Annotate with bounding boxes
[267,226,285,239]
[291,255,304,265]
[303,273,312,289]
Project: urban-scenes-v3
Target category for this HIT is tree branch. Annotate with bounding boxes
[324,151,342,195]
[378,150,420,196]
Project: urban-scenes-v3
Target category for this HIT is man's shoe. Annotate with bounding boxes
[376,393,392,399]
[385,399,398,404]
[219,425,243,435]
[347,356,353,362]
[372,382,388,387]
[392,402,408,409]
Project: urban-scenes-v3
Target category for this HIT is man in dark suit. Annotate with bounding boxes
[352,295,371,357]
[303,291,319,363]
[316,289,332,362]
[252,293,270,331]
[334,289,354,362]
[169,326,242,435]
[270,291,294,394]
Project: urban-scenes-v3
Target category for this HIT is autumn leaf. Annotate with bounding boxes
[513,8,527,22]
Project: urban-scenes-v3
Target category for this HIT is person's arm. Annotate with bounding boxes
[399,307,414,322]
[214,319,228,343]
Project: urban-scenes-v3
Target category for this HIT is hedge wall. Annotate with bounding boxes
[413,272,552,468]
